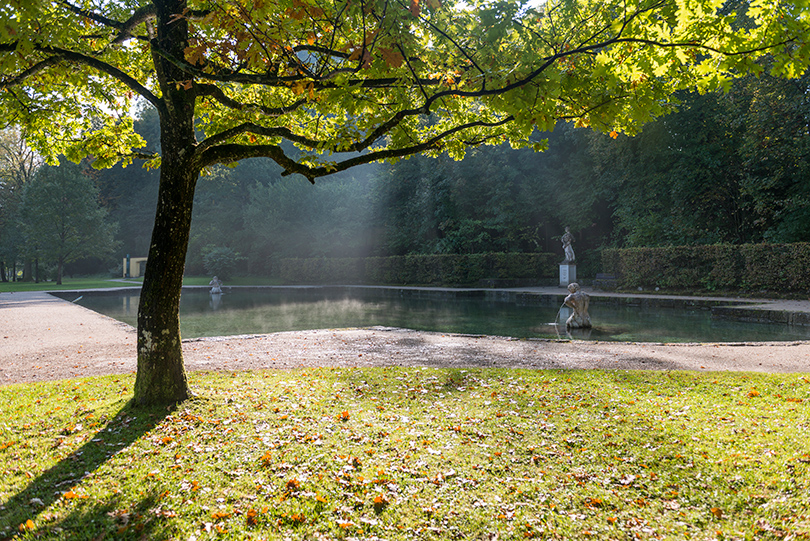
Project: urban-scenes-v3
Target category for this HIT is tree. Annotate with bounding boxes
[588,91,755,247]
[734,71,810,241]
[19,161,119,284]
[1,0,807,405]
[0,127,41,281]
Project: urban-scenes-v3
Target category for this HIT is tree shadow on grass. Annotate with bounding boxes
[0,402,169,539]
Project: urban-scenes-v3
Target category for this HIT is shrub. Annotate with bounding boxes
[601,243,810,293]
[202,246,241,280]
[277,253,557,286]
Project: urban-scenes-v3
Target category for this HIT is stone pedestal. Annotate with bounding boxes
[559,263,576,287]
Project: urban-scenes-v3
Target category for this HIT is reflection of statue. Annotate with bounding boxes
[564,282,591,329]
[561,227,575,264]
[209,276,222,294]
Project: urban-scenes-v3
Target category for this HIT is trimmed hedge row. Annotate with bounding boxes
[277,252,558,286]
[602,243,810,292]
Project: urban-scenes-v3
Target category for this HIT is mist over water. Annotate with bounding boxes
[72,288,810,343]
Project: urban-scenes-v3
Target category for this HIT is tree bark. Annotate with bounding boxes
[133,154,196,405]
[133,0,198,406]
[22,259,32,282]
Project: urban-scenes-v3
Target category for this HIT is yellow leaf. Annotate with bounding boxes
[711,507,723,519]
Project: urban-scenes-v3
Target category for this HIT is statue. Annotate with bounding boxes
[209,276,223,294]
[561,227,575,264]
[563,282,591,329]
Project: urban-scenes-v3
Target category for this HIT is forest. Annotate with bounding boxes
[2,71,808,282]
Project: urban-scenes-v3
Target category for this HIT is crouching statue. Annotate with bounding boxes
[564,282,591,329]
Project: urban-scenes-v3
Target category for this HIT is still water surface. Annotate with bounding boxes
[73,287,810,343]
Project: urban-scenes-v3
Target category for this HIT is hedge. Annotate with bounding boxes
[601,243,810,292]
[277,253,558,286]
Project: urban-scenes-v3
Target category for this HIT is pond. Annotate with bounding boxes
[68,286,810,343]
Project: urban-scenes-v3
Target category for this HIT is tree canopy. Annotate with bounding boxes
[1,0,808,405]
[3,0,808,173]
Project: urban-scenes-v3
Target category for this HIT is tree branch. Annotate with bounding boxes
[195,84,307,116]
[195,122,324,156]
[196,116,514,182]
[0,45,164,113]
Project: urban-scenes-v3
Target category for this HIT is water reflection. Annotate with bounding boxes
[74,288,810,343]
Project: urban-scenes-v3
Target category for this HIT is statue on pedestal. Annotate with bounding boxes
[561,227,575,264]
[564,282,591,329]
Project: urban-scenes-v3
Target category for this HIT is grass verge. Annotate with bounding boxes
[1,368,808,540]
[0,277,138,293]
[0,276,285,293]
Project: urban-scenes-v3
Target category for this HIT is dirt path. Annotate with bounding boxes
[2,291,809,386]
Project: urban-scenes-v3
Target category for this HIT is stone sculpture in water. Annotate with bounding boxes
[564,282,591,329]
[209,276,223,294]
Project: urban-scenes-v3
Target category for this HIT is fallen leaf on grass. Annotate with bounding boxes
[63,489,88,500]
[373,493,389,512]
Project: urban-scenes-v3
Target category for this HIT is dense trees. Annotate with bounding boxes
[0,128,40,281]
[19,161,118,284]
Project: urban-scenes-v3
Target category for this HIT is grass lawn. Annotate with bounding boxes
[0,276,283,293]
[1,368,808,540]
[0,277,138,293]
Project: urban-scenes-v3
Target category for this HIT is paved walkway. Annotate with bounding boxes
[0,291,136,383]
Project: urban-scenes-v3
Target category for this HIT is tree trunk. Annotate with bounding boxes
[133,157,196,406]
[56,256,63,285]
[22,259,32,282]
[133,0,198,406]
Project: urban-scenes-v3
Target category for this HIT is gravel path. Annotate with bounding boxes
[2,291,809,386]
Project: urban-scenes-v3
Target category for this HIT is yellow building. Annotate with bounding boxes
[123,256,148,278]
